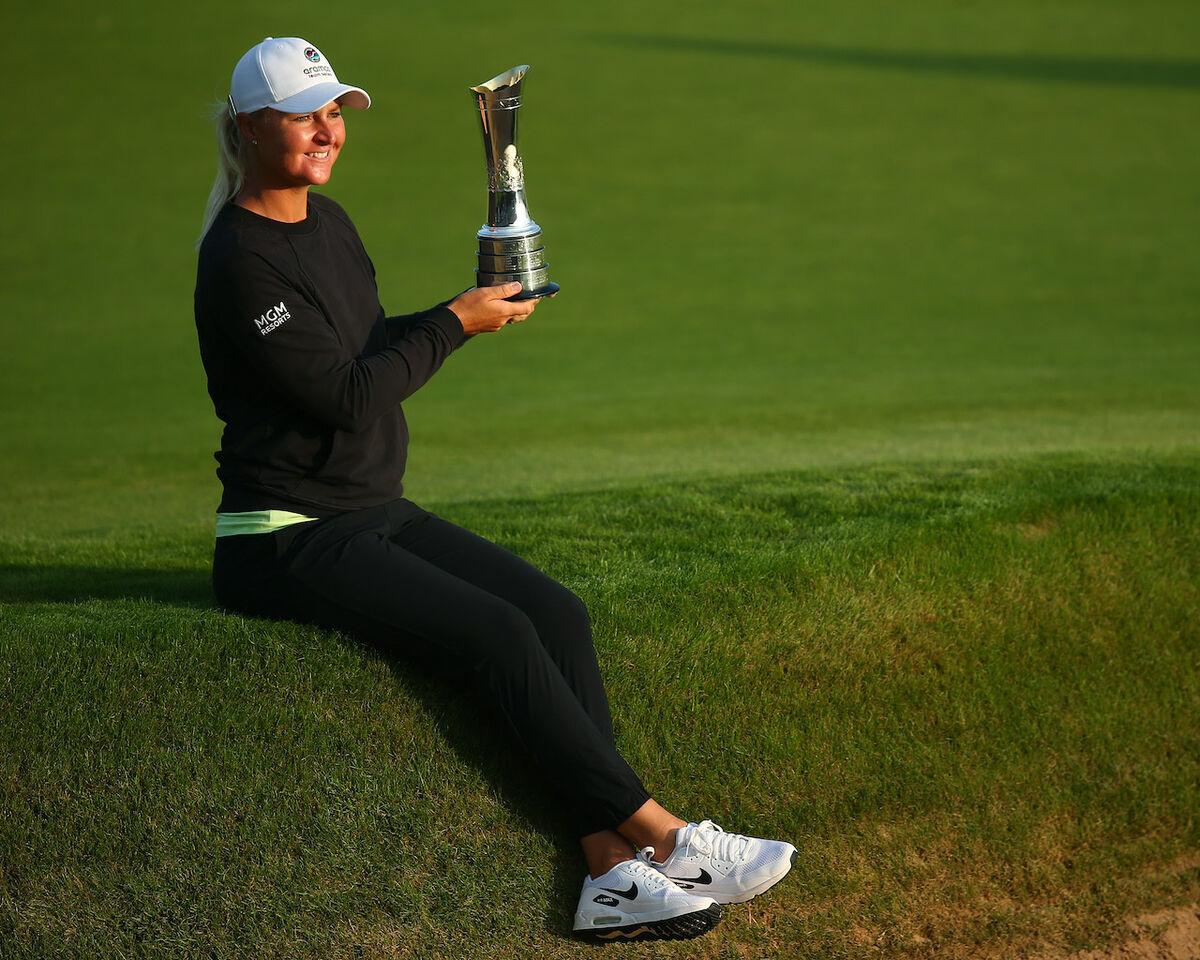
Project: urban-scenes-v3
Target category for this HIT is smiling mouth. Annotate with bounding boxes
[306,151,331,159]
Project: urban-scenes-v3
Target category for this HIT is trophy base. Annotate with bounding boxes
[475,270,559,301]
[506,281,559,301]
[475,230,556,300]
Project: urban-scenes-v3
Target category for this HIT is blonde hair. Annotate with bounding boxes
[196,103,248,248]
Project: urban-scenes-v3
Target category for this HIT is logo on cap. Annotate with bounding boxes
[304,48,321,63]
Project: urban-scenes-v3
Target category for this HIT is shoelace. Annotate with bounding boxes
[681,820,752,863]
[624,852,677,892]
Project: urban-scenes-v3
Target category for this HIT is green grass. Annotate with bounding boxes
[2,457,1198,958]
[3,0,1200,956]
[5,0,1200,524]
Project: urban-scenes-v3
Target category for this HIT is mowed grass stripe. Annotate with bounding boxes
[2,453,1197,958]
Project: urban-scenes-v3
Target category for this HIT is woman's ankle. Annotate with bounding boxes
[580,829,635,880]
[615,799,687,863]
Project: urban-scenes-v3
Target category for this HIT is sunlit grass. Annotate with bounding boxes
[2,456,1196,958]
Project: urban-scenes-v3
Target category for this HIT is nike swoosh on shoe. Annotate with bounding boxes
[670,868,714,888]
[599,881,639,901]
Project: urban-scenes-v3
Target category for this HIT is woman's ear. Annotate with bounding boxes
[236,113,259,145]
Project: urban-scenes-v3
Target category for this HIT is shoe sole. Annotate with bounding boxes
[576,902,722,942]
[699,849,799,905]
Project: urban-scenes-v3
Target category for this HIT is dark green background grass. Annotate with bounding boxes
[3,0,1198,957]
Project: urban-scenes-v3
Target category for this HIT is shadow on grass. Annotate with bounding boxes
[0,552,597,937]
[0,561,586,938]
[0,564,213,606]
[358,644,587,940]
[604,34,1200,88]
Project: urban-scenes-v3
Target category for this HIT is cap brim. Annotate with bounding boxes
[270,82,371,114]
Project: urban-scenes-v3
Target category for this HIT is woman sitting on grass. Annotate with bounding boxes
[194,36,795,943]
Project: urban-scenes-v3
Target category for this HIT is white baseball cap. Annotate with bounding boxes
[228,37,371,117]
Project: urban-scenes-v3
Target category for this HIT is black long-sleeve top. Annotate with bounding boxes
[194,194,466,516]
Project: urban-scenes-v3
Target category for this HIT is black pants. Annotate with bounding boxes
[212,497,651,836]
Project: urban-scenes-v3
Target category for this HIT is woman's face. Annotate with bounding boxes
[246,101,346,190]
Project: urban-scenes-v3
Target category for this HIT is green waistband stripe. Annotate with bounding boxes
[215,510,320,538]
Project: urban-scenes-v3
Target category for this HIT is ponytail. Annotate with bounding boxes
[196,103,247,248]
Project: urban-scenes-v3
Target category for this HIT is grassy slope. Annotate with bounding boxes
[2,457,1198,958]
[2,0,1199,956]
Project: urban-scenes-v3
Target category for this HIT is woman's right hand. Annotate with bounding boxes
[448,283,541,335]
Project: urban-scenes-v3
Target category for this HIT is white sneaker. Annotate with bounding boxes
[648,820,797,904]
[573,857,722,942]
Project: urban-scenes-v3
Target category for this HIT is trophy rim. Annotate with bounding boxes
[477,221,542,240]
[471,64,530,96]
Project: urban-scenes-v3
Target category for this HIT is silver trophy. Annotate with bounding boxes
[470,65,559,300]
